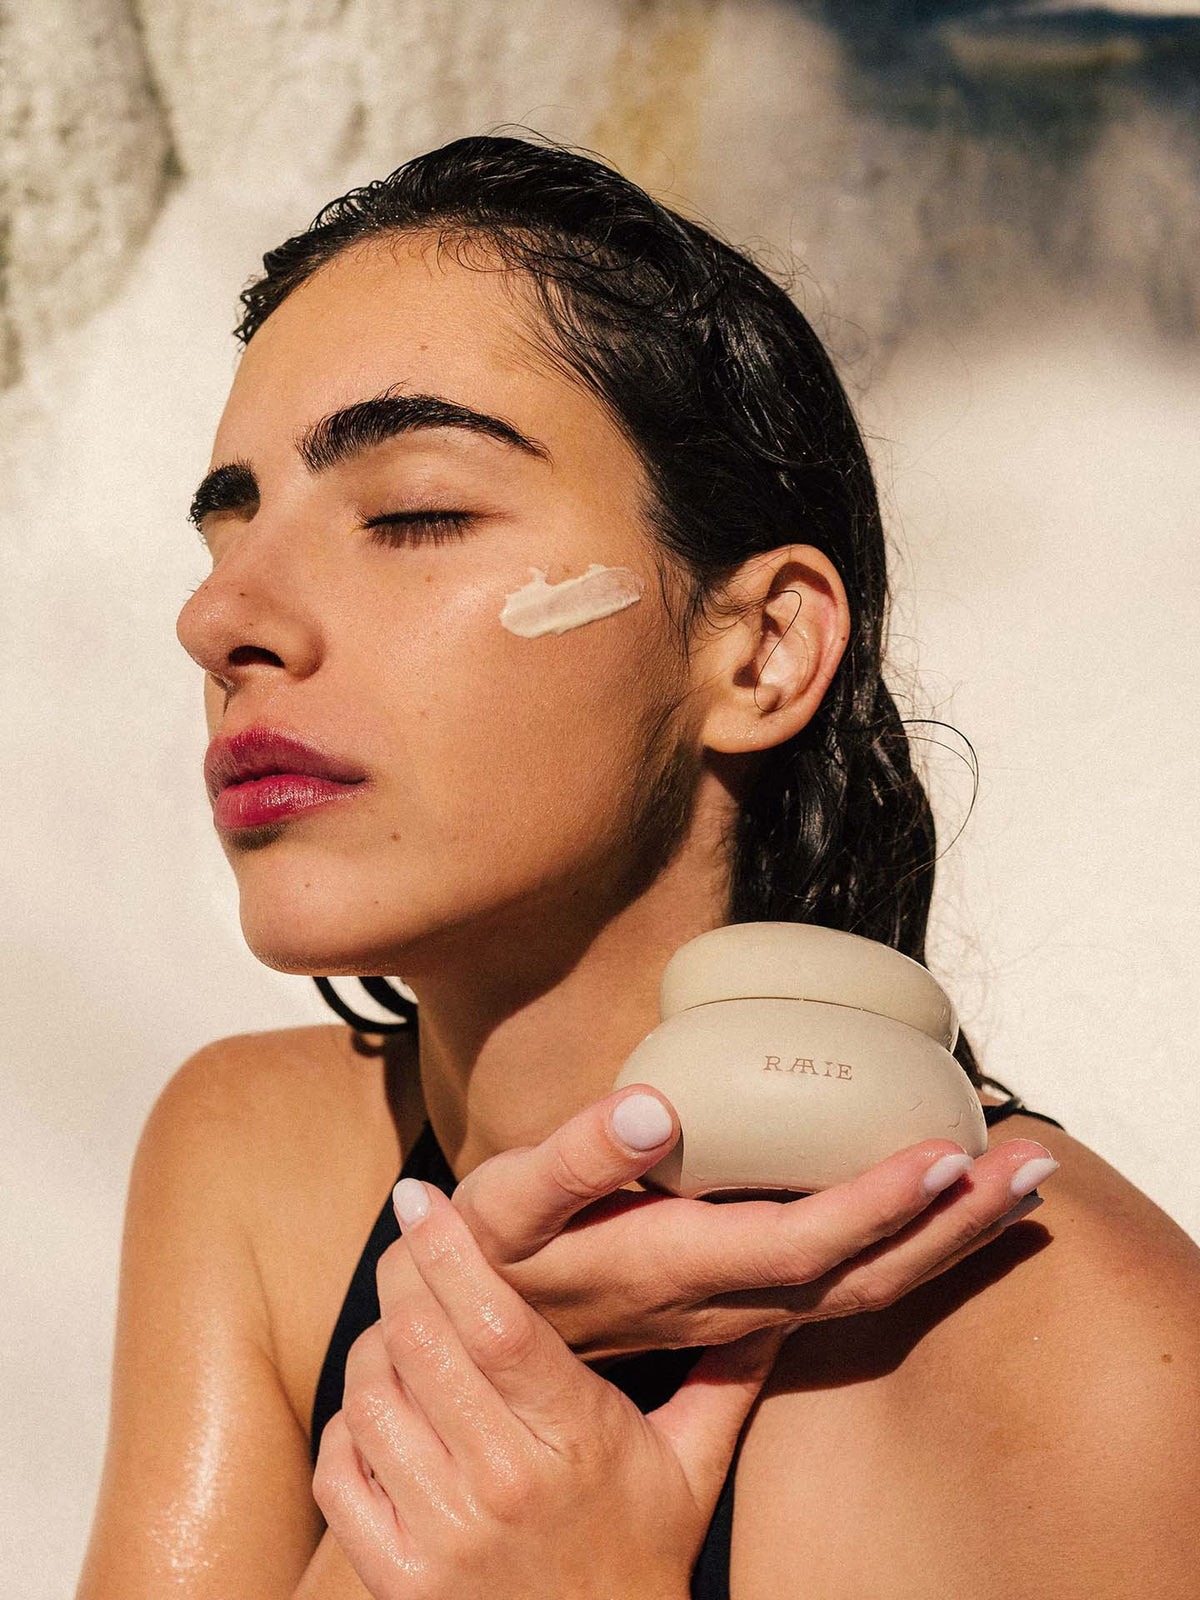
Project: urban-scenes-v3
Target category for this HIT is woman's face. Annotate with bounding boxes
[176,234,699,982]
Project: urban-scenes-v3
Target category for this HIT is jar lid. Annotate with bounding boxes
[659,921,959,1051]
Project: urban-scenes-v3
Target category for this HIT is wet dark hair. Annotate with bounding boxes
[234,130,1006,1094]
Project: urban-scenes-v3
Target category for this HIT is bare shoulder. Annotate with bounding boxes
[169,1022,424,1439]
[877,1104,1200,1405]
[730,1107,1200,1599]
[77,1024,420,1597]
[168,1021,406,1132]
[155,1023,413,1235]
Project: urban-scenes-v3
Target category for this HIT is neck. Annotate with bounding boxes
[403,820,735,1188]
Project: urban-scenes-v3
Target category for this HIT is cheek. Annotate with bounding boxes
[398,576,667,846]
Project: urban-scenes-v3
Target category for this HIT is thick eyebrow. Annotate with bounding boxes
[187,385,552,532]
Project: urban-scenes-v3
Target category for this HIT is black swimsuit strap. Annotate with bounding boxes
[982,1095,1065,1132]
[310,1118,457,1466]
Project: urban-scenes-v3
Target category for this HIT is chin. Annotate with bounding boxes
[234,894,419,980]
[244,935,418,981]
[230,849,562,981]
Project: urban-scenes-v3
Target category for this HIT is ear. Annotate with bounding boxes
[693,545,851,756]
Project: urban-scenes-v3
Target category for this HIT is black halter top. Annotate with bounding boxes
[310,1094,1064,1598]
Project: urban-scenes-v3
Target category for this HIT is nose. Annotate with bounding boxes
[175,529,320,693]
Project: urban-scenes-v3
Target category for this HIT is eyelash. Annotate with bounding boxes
[358,510,476,547]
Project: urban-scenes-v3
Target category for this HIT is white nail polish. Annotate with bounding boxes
[393,1177,430,1228]
[612,1093,674,1151]
[1009,1157,1059,1201]
[922,1151,974,1198]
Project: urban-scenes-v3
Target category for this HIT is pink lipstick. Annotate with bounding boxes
[205,725,368,831]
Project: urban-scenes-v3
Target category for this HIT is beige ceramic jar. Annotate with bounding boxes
[611,921,987,1199]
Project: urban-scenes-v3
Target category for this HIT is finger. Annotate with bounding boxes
[341,1319,460,1514]
[775,1139,1058,1318]
[312,1408,416,1594]
[685,1135,1057,1301]
[711,1138,1059,1321]
[901,1192,1047,1293]
[449,1086,680,1264]
[392,1175,603,1448]
[662,1136,978,1300]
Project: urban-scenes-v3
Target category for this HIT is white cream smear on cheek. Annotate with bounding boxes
[497,563,644,637]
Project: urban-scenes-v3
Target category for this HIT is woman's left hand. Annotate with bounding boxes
[312,1173,788,1600]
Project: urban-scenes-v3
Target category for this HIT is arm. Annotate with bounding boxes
[75,1039,327,1599]
[735,1168,1200,1598]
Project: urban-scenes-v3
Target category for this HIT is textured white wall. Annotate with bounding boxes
[3,1,1198,1594]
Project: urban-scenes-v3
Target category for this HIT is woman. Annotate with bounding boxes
[77,135,1200,1599]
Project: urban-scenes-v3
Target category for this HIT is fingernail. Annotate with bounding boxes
[612,1092,674,1151]
[393,1177,430,1229]
[921,1150,974,1198]
[1009,1157,1059,1201]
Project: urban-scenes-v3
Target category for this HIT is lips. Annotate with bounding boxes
[205,724,369,802]
[213,771,364,831]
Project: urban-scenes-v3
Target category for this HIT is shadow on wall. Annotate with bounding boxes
[822,0,1200,118]
[811,0,1200,341]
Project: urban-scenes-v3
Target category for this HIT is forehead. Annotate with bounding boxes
[215,232,629,468]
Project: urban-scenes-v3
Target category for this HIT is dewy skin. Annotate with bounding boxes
[498,563,644,637]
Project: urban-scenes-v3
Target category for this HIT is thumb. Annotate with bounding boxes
[647,1324,791,1513]
[450,1087,679,1264]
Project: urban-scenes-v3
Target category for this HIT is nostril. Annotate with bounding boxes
[229,644,282,667]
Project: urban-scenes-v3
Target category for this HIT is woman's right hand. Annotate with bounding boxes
[446,1086,1059,1364]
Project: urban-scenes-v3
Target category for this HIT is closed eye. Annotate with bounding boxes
[358,510,476,548]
